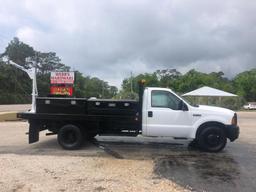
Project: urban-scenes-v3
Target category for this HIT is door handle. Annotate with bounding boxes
[148,111,153,117]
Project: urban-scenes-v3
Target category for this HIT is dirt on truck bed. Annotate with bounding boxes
[0,112,256,192]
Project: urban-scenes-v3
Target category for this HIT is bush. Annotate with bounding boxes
[0,93,31,104]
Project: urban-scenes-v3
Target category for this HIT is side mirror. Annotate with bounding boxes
[182,102,188,111]
[179,100,188,111]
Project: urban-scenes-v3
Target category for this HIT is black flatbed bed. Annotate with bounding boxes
[17,97,142,144]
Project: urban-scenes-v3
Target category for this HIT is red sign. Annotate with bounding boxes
[50,86,73,96]
[50,72,74,84]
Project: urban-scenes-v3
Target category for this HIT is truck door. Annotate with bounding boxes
[145,90,192,137]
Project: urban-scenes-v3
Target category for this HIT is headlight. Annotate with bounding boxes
[231,113,237,125]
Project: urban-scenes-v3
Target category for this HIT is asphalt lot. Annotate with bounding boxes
[0,111,255,192]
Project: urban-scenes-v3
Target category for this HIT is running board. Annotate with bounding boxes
[174,137,188,140]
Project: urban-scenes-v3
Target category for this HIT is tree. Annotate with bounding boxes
[31,52,70,74]
[171,69,234,94]
[83,77,116,98]
[233,69,256,101]
[0,60,31,104]
[1,37,35,68]
[109,86,118,97]
[155,69,181,88]
[122,73,159,94]
[73,72,118,99]
[0,38,117,103]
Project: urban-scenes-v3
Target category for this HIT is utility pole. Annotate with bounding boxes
[130,71,133,93]
[102,82,105,98]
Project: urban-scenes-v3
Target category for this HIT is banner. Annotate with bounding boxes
[50,72,74,84]
[50,86,73,96]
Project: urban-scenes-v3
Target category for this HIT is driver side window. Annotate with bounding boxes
[151,90,181,110]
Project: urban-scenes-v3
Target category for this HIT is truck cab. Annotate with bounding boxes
[141,87,239,152]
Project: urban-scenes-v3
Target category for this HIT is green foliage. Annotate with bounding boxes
[121,69,236,94]
[33,52,70,74]
[156,69,181,88]
[0,61,31,103]
[74,72,117,99]
[73,71,87,98]
[114,91,138,100]
[1,37,35,68]
[0,93,30,104]
[0,37,118,104]
[171,70,234,93]
[122,73,159,93]
[120,68,256,105]
[233,69,256,102]
[37,73,51,96]
[119,73,160,99]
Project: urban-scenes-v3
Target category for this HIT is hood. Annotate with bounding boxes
[197,105,235,116]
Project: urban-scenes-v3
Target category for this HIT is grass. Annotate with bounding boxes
[0,112,19,122]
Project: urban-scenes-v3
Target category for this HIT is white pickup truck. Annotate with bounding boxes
[243,103,256,110]
[17,83,239,152]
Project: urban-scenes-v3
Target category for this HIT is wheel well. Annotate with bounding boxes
[196,121,226,139]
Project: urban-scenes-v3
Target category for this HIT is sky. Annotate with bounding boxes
[0,0,256,88]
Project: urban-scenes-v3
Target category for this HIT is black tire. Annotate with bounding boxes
[198,126,227,152]
[58,124,84,150]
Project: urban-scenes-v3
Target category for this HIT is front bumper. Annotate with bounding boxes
[226,125,239,141]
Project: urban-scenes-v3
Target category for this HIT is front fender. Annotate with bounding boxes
[189,115,230,139]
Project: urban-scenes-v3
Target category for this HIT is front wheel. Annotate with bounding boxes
[58,124,84,150]
[198,126,227,152]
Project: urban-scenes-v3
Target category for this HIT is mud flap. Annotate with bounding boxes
[29,121,39,144]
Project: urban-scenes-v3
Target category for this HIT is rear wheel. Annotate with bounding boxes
[198,126,227,152]
[58,124,84,150]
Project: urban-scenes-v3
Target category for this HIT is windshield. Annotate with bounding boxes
[180,96,199,107]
